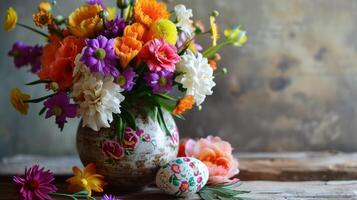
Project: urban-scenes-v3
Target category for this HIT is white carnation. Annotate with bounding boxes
[73,57,125,131]
[174,4,195,37]
[175,51,216,106]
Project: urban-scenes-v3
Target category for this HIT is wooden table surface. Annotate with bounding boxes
[1,152,357,199]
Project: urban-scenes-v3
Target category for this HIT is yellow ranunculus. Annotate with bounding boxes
[210,15,219,46]
[224,27,247,46]
[10,88,30,115]
[4,7,18,31]
[105,7,116,21]
[150,19,178,45]
[39,1,52,12]
[67,4,103,38]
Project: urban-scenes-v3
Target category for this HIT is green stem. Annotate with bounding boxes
[17,23,49,38]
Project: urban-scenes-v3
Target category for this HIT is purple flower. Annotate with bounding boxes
[87,0,104,7]
[102,17,127,39]
[117,67,137,91]
[102,194,121,200]
[81,35,119,77]
[13,165,57,200]
[144,70,173,93]
[8,41,43,73]
[44,92,77,130]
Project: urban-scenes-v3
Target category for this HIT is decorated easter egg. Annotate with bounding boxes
[156,157,209,197]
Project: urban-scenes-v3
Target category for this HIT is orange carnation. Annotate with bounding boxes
[124,22,147,41]
[134,0,170,27]
[114,36,142,68]
[39,36,85,90]
[67,4,103,38]
[173,95,195,115]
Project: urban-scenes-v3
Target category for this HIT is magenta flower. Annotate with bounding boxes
[116,67,137,91]
[102,17,127,39]
[87,0,104,7]
[8,41,43,73]
[13,165,57,200]
[102,194,121,200]
[138,38,180,72]
[81,35,119,77]
[144,70,173,93]
[102,139,125,160]
[44,92,77,130]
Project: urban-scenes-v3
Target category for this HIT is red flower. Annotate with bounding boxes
[179,180,189,193]
[138,38,180,72]
[123,127,140,149]
[170,164,181,174]
[102,139,125,160]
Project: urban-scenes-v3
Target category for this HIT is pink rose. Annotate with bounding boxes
[138,38,180,72]
[124,127,140,149]
[183,136,239,184]
[179,180,189,193]
[102,139,125,160]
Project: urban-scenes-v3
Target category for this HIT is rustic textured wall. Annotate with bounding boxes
[1,0,357,158]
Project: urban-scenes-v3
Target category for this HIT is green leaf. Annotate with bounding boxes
[114,114,124,144]
[157,107,170,136]
[154,96,175,112]
[121,108,137,130]
[73,191,88,196]
[38,107,46,116]
[155,93,177,101]
[148,106,158,121]
[26,79,51,85]
[174,114,185,120]
[199,182,251,200]
[24,93,57,103]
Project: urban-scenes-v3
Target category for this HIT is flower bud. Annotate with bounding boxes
[211,10,219,17]
[48,82,59,91]
[98,10,108,19]
[117,0,129,9]
[221,67,228,75]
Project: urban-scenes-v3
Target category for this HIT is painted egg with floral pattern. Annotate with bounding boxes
[156,157,209,197]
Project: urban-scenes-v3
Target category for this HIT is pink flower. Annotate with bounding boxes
[13,165,57,200]
[197,176,203,183]
[102,139,125,160]
[123,127,140,149]
[183,136,239,184]
[170,128,179,145]
[138,38,180,72]
[170,164,181,174]
[179,180,189,193]
[142,134,151,142]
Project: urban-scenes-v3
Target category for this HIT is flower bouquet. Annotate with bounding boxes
[5,0,247,198]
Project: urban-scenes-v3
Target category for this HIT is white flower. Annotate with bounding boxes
[72,57,125,131]
[174,4,195,37]
[175,51,216,106]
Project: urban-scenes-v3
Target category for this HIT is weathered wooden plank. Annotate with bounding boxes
[2,152,357,182]
[238,152,357,181]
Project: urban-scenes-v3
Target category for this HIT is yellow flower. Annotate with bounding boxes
[134,0,170,27]
[39,1,52,12]
[10,88,30,115]
[33,10,53,28]
[106,7,116,21]
[66,163,106,197]
[68,4,103,38]
[150,19,178,45]
[4,7,18,31]
[224,27,247,46]
[210,15,219,46]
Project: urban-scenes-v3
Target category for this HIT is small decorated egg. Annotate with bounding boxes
[156,157,209,197]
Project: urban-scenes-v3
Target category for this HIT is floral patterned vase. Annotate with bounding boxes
[76,109,179,192]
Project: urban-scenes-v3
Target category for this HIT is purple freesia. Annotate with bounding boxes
[102,194,121,200]
[13,165,57,200]
[8,41,43,73]
[102,17,127,39]
[44,92,77,130]
[117,67,137,91]
[144,70,173,93]
[81,35,119,77]
[87,0,104,7]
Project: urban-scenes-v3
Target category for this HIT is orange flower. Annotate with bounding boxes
[39,36,85,90]
[173,95,195,115]
[66,163,106,197]
[208,60,217,71]
[124,22,147,41]
[33,10,53,28]
[134,0,170,27]
[67,4,103,38]
[114,36,142,68]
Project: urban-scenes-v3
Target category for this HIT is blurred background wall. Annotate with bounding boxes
[1,0,357,158]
